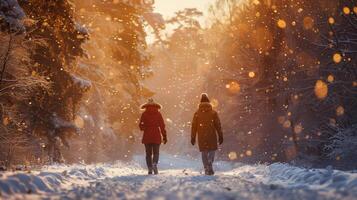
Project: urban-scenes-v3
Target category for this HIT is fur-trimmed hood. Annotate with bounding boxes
[140,99,162,110]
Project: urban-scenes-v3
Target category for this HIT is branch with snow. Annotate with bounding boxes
[324,124,357,160]
[0,0,25,31]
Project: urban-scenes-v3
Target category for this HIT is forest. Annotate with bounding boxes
[1,0,357,171]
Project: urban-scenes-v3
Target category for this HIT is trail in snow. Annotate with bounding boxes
[0,154,357,200]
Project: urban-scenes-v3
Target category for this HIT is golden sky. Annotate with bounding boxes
[154,0,215,17]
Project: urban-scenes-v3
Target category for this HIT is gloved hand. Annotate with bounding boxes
[219,136,223,145]
[191,138,195,146]
[163,135,167,144]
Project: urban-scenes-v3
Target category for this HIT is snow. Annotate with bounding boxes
[75,22,88,35]
[50,114,78,131]
[324,125,357,160]
[0,154,357,199]
[0,0,25,31]
[71,74,92,90]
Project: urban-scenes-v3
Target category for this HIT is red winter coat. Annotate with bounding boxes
[139,104,166,144]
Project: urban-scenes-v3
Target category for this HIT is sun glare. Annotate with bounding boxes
[154,0,214,17]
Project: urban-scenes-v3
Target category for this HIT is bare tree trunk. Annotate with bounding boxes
[6,147,14,168]
[0,34,13,85]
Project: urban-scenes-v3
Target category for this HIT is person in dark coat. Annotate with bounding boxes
[139,98,167,174]
[191,93,223,175]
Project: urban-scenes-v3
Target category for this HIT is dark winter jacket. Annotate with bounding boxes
[191,102,223,151]
[139,103,166,144]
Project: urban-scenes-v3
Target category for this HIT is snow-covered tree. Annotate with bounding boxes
[311,1,357,167]
[68,0,156,162]
[204,0,357,167]
[0,0,50,167]
[18,0,90,163]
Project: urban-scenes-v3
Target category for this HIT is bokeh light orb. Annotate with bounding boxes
[303,16,314,30]
[343,7,351,15]
[228,151,238,160]
[277,19,287,29]
[226,81,241,94]
[328,17,335,24]
[327,75,334,83]
[333,53,342,63]
[245,150,253,156]
[248,71,256,78]
[336,106,344,116]
[314,80,328,99]
[283,120,291,128]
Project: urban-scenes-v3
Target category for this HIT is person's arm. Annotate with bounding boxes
[191,113,198,145]
[158,112,167,144]
[139,113,145,131]
[213,112,223,145]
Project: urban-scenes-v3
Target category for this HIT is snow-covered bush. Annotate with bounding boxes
[324,125,357,160]
[0,0,25,31]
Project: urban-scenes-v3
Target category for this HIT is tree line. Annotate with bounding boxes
[0,0,157,168]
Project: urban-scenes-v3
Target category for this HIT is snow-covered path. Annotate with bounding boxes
[1,154,357,200]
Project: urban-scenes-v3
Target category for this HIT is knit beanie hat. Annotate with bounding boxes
[200,93,210,103]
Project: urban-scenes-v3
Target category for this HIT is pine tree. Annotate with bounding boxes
[18,0,89,163]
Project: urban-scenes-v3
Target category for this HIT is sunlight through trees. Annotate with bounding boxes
[0,0,357,170]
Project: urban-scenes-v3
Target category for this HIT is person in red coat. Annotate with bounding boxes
[139,99,167,174]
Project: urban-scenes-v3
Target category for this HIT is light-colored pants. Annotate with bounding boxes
[201,150,215,170]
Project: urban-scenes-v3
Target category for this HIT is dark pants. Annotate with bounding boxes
[201,150,215,171]
[145,144,160,169]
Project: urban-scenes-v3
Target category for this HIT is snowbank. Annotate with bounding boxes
[0,154,356,199]
[0,162,140,198]
[226,163,357,193]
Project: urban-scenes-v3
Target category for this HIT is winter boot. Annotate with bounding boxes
[204,166,210,175]
[148,167,153,175]
[208,164,214,175]
[204,169,210,175]
[153,163,158,175]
